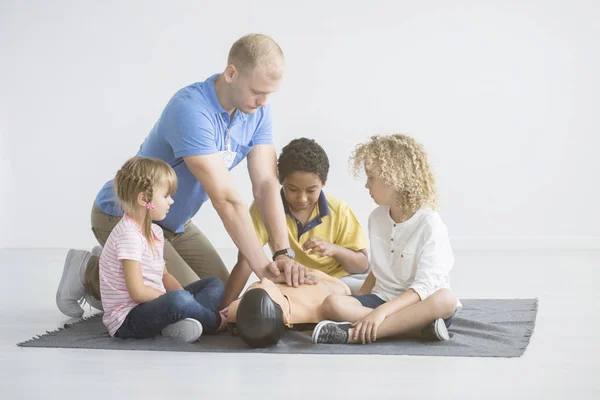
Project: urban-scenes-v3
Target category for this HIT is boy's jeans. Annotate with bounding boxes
[116,277,224,339]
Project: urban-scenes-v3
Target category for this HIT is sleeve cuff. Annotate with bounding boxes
[251,138,274,146]
[409,284,433,301]
[117,255,143,262]
[174,148,219,158]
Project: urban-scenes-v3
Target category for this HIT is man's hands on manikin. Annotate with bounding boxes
[264,256,318,287]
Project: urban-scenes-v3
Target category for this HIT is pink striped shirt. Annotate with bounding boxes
[99,215,166,336]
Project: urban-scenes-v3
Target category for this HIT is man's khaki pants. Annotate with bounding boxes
[84,202,230,300]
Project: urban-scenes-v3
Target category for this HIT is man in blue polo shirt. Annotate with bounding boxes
[56,34,314,319]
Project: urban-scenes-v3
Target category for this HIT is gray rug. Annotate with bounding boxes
[18,299,537,357]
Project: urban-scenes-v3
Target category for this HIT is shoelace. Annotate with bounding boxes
[77,296,93,313]
[77,294,103,313]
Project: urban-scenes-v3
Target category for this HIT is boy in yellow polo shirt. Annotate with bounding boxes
[221,138,369,307]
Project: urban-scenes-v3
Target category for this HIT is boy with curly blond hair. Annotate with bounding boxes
[312,134,462,345]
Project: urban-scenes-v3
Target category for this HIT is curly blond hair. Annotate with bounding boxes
[350,134,438,214]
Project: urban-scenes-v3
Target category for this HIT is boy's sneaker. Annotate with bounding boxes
[161,318,203,342]
[312,320,351,344]
[56,249,92,318]
[421,318,450,341]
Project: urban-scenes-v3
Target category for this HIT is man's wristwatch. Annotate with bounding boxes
[273,248,295,261]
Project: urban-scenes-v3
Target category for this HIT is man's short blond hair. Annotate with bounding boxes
[228,33,284,79]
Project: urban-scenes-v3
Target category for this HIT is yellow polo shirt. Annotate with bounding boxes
[249,191,368,278]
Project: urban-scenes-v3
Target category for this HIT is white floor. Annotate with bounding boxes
[1,248,598,399]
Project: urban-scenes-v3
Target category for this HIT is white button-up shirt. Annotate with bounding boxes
[369,205,460,308]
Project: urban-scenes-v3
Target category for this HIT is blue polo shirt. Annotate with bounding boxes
[95,73,274,233]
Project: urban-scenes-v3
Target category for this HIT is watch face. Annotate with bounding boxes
[287,248,296,259]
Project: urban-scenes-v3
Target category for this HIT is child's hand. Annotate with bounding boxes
[303,238,337,258]
[351,309,386,344]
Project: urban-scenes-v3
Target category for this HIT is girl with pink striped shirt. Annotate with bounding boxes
[99,157,226,342]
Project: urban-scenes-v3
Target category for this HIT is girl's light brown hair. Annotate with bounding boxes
[350,134,438,214]
[114,157,177,252]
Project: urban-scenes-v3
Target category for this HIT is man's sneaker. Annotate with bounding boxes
[56,249,92,318]
[312,320,351,344]
[421,318,450,341]
[161,318,203,342]
[82,293,103,312]
[86,246,104,311]
[91,245,102,258]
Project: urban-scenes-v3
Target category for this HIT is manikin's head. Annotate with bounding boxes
[236,278,291,348]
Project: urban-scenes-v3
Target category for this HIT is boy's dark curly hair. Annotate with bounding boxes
[277,138,329,184]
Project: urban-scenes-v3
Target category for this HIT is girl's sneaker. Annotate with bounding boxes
[161,318,203,342]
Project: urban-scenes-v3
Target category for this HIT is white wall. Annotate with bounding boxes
[1,0,599,250]
[0,130,14,249]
